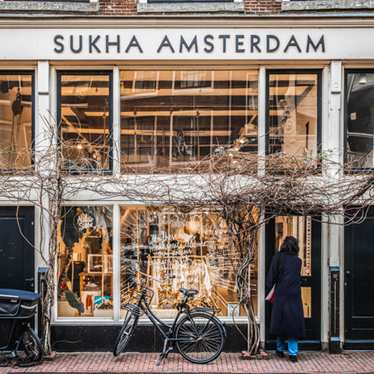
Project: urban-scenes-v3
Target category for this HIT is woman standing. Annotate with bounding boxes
[266,236,305,362]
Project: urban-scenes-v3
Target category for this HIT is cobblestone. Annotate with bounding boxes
[1,351,374,374]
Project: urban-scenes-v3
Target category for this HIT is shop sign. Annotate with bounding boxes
[0,28,373,60]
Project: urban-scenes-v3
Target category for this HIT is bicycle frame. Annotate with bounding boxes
[137,294,188,343]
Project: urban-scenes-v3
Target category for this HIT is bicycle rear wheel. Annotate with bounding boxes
[175,311,225,364]
[113,307,139,356]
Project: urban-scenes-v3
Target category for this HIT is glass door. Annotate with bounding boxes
[265,215,321,345]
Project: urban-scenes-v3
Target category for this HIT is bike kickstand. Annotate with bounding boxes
[156,338,171,366]
[155,354,164,367]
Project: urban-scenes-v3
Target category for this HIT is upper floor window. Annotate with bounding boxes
[0,0,98,13]
[282,0,374,11]
[267,71,320,163]
[0,72,33,172]
[138,0,244,13]
[58,71,112,173]
[147,0,234,2]
[346,71,374,170]
[120,69,258,173]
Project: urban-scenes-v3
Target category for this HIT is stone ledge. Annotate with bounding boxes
[137,2,244,14]
[282,0,374,11]
[0,0,99,13]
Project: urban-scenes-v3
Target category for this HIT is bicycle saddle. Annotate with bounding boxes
[179,288,199,298]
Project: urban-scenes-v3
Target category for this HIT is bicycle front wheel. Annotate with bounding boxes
[175,311,225,364]
[113,307,139,356]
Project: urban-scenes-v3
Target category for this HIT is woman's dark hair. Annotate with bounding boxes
[280,236,299,254]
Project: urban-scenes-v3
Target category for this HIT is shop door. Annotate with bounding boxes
[345,208,374,342]
[0,207,34,291]
[265,216,321,346]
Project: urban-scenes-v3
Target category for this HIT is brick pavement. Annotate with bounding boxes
[1,351,374,374]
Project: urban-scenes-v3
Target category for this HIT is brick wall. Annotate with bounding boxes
[98,0,282,16]
[245,0,281,13]
[99,0,137,15]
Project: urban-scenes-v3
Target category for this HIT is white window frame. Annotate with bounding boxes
[137,0,244,13]
[0,0,99,12]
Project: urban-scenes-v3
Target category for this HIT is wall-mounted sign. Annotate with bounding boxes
[53,32,325,56]
[0,28,372,60]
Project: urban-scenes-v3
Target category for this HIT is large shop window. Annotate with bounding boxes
[58,72,112,172]
[0,73,33,171]
[120,70,258,172]
[346,71,374,169]
[120,206,257,318]
[267,71,320,161]
[57,206,113,318]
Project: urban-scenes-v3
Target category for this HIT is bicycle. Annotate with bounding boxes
[0,289,43,367]
[113,286,226,365]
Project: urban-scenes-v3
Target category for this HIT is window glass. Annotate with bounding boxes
[0,73,33,170]
[120,70,258,172]
[58,72,112,172]
[268,72,319,161]
[57,206,113,318]
[120,206,257,318]
[148,0,233,2]
[346,72,374,169]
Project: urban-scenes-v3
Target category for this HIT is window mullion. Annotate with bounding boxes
[113,67,121,177]
[113,204,121,323]
[258,66,266,177]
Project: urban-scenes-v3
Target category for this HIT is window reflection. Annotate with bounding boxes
[346,72,374,169]
[57,206,113,318]
[0,73,32,170]
[120,70,258,172]
[120,206,257,318]
[268,72,319,160]
[59,72,112,172]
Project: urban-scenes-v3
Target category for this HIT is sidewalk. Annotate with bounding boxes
[2,351,374,374]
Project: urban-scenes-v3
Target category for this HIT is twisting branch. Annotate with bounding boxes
[1,117,374,358]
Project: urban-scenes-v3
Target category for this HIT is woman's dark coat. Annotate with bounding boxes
[266,250,305,339]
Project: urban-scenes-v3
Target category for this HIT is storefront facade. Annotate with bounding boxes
[0,1,374,351]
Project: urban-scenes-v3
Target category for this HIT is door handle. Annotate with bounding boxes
[344,270,350,286]
[25,277,34,282]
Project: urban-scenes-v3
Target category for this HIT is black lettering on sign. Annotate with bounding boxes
[70,35,82,54]
[203,34,214,53]
[218,35,230,53]
[106,34,120,53]
[266,35,280,53]
[54,34,64,53]
[235,35,245,53]
[89,35,101,54]
[306,35,325,53]
[125,35,143,53]
[250,35,261,53]
[180,35,198,53]
[157,35,175,54]
[284,35,302,53]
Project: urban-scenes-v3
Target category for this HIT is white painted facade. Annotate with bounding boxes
[1,17,370,350]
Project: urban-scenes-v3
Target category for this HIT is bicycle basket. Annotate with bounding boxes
[0,289,39,319]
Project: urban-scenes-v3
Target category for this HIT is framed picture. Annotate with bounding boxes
[88,254,103,274]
